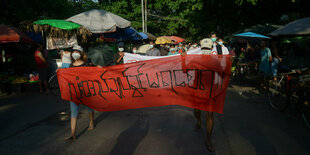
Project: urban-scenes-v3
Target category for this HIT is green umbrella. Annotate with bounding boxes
[33,19,80,30]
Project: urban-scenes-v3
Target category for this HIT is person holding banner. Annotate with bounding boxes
[114,43,125,65]
[65,45,95,140]
[146,41,161,56]
[194,38,215,152]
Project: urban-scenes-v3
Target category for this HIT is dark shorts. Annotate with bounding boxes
[38,68,49,81]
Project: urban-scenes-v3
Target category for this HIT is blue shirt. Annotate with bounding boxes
[259,47,271,74]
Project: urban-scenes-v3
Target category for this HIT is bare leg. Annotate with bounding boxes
[65,117,77,140]
[205,112,215,152]
[194,109,202,129]
[88,111,95,130]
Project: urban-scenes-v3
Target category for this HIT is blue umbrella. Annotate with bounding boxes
[234,32,270,39]
[138,32,148,40]
[103,27,143,42]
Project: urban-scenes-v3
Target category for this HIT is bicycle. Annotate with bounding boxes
[289,73,310,128]
[268,70,297,111]
[268,68,310,128]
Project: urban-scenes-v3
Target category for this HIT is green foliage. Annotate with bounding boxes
[1,0,309,42]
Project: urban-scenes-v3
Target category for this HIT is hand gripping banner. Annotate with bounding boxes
[57,55,232,114]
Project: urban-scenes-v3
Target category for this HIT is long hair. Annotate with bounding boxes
[70,50,87,62]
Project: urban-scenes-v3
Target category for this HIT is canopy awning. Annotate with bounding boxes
[269,17,310,36]
[0,25,35,45]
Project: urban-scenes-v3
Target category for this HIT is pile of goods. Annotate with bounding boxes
[29,74,39,83]
[12,76,28,84]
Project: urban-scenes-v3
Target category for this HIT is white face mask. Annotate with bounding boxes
[133,50,137,53]
[150,45,154,48]
[72,52,81,60]
[119,48,124,52]
[170,48,175,51]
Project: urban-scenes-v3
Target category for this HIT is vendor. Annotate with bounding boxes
[34,45,50,94]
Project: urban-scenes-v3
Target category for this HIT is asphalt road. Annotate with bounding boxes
[1,82,310,155]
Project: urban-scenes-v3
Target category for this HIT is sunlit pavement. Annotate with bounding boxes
[1,82,310,155]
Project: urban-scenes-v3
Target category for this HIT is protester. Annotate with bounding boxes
[210,33,219,55]
[194,38,215,152]
[132,46,138,54]
[65,45,95,140]
[177,43,185,53]
[160,44,169,56]
[60,49,72,68]
[259,41,272,87]
[34,45,50,94]
[200,38,213,55]
[114,42,125,64]
[271,41,282,80]
[146,41,161,56]
[189,43,198,51]
[168,45,178,55]
[216,38,230,55]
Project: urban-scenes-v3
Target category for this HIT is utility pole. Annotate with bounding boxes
[141,0,145,32]
[145,0,147,33]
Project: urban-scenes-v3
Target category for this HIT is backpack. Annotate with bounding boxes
[216,45,222,55]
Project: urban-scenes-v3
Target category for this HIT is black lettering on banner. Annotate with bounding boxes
[146,72,160,88]
[187,69,199,89]
[160,70,177,94]
[122,67,136,90]
[68,82,84,104]
[82,81,92,97]
[68,83,76,100]
[93,80,107,100]
[107,78,125,99]
[173,70,187,87]
[89,80,96,96]
[77,81,85,98]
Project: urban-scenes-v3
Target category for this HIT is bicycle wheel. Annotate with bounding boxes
[48,74,60,96]
[268,79,288,111]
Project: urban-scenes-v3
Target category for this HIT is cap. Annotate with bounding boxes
[72,45,83,52]
[200,38,213,49]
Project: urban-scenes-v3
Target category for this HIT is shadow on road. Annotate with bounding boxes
[109,116,149,155]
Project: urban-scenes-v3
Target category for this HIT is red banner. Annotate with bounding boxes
[57,55,232,114]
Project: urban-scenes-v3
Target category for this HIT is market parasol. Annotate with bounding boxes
[0,25,35,45]
[103,27,143,42]
[269,17,310,36]
[145,32,157,40]
[155,36,172,44]
[234,32,271,39]
[169,36,185,43]
[66,9,131,33]
[33,19,81,30]
[138,32,148,40]
[87,44,114,66]
[32,19,91,43]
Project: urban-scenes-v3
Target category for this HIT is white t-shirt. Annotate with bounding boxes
[62,52,72,64]
[211,44,230,55]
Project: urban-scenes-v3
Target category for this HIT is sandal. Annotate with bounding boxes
[205,143,215,152]
[87,125,95,131]
[65,136,76,140]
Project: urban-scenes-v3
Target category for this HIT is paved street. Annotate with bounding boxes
[1,82,310,155]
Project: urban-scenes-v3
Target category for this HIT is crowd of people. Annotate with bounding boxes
[32,32,287,152]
